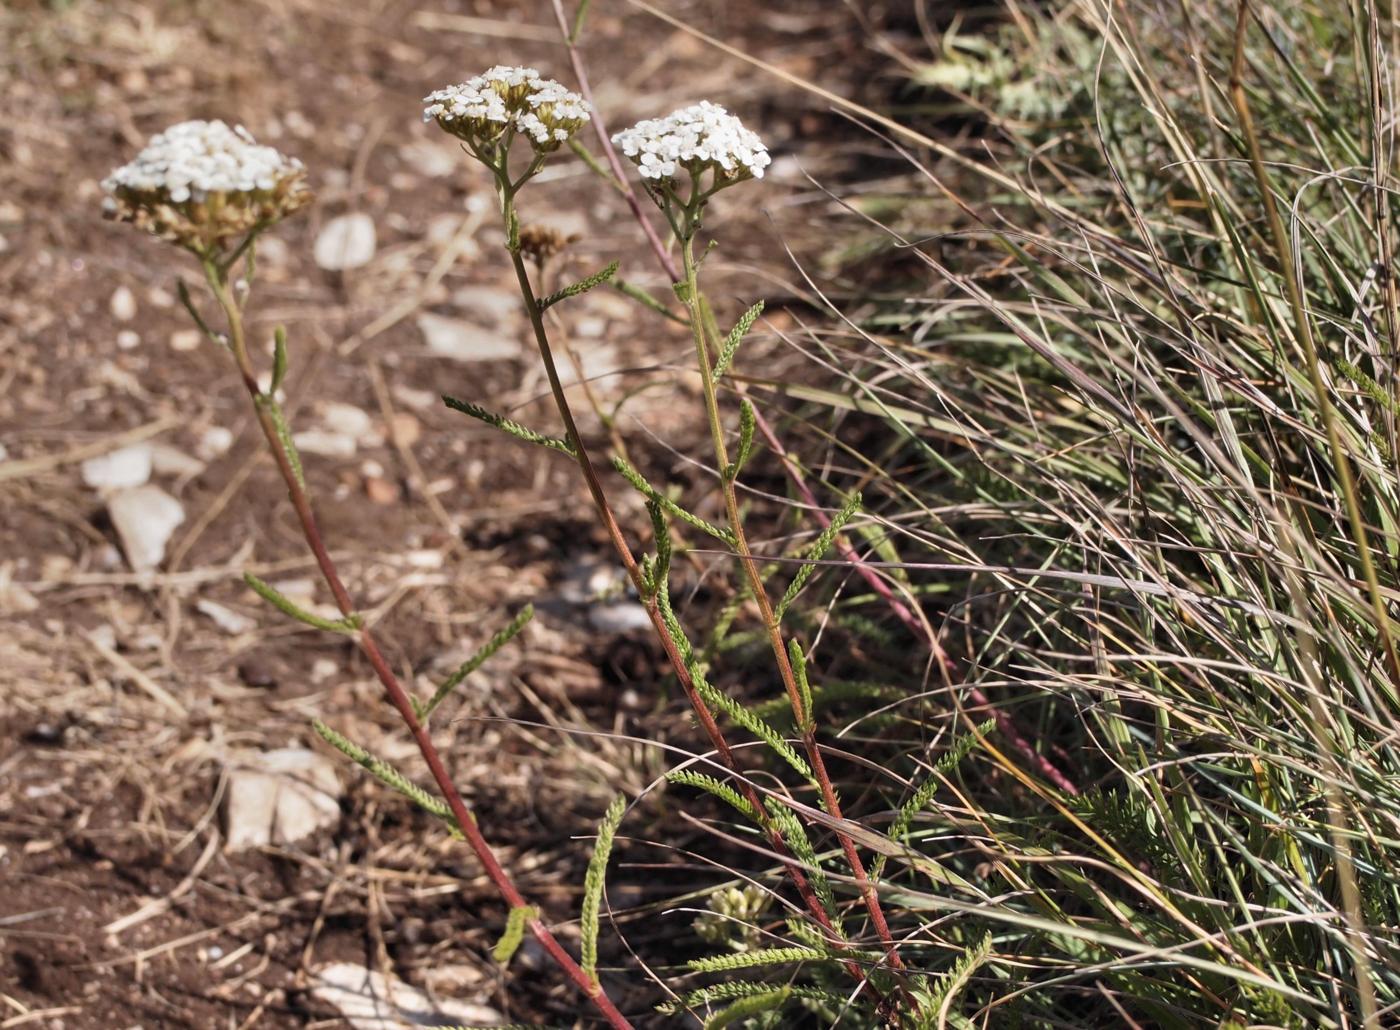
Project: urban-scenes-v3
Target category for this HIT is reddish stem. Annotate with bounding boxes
[206,267,632,1029]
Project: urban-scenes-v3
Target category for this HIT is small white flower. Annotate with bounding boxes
[102,120,304,204]
[102,120,310,252]
[611,101,770,189]
[424,67,590,153]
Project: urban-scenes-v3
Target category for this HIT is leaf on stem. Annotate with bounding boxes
[270,326,289,394]
[312,720,463,838]
[417,605,534,720]
[762,798,836,920]
[581,794,627,983]
[492,904,536,967]
[713,301,763,379]
[692,669,813,783]
[666,769,759,821]
[540,260,620,311]
[788,638,814,733]
[614,278,688,324]
[255,395,305,490]
[443,396,575,456]
[613,455,733,544]
[775,492,863,623]
[724,399,756,481]
[687,946,826,974]
[244,573,360,634]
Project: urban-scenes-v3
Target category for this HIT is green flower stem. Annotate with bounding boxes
[678,226,909,980]
[200,251,631,1030]
[495,188,865,974]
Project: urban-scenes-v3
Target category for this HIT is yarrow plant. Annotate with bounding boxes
[102,117,631,1028]
[428,62,928,1022]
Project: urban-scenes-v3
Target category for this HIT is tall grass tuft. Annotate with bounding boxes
[760,0,1400,1023]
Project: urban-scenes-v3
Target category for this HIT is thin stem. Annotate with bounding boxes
[678,231,908,980]
[201,253,632,1030]
[496,191,883,1000]
[551,15,1078,797]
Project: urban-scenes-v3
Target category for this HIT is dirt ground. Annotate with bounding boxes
[0,1,905,1025]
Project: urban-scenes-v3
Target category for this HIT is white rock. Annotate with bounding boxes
[107,485,184,571]
[224,748,342,851]
[399,139,460,178]
[417,312,520,362]
[0,443,9,462]
[116,330,141,350]
[321,402,381,445]
[391,384,436,410]
[451,285,521,326]
[314,213,377,271]
[310,962,504,1029]
[196,426,234,461]
[110,285,137,321]
[170,328,203,352]
[590,602,653,634]
[292,429,357,458]
[82,444,152,490]
[195,598,256,635]
[149,443,204,478]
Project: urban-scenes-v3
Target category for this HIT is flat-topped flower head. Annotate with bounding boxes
[424,67,590,156]
[102,120,310,254]
[612,101,770,195]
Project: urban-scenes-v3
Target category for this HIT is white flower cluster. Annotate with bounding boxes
[612,101,770,187]
[423,67,590,152]
[102,120,303,204]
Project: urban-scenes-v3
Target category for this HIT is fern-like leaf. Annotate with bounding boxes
[539,260,619,310]
[613,455,733,544]
[775,492,862,622]
[581,794,626,982]
[492,905,535,967]
[666,770,759,821]
[312,721,462,838]
[443,396,574,455]
[244,573,360,634]
[687,946,825,974]
[418,606,533,719]
[713,300,763,378]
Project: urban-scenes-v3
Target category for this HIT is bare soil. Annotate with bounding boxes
[0,1,890,1025]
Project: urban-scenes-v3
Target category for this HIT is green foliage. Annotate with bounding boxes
[666,769,759,821]
[762,798,835,920]
[492,905,536,967]
[686,946,826,974]
[774,492,861,622]
[442,396,575,455]
[255,395,305,490]
[693,673,813,783]
[313,721,462,838]
[539,260,619,310]
[580,794,626,983]
[713,300,763,379]
[612,455,733,544]
[762,0,1400,1023]
[244,572,359,633]
[417,605,533,720]
[270,325,288,393]
[724,399,756,482]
